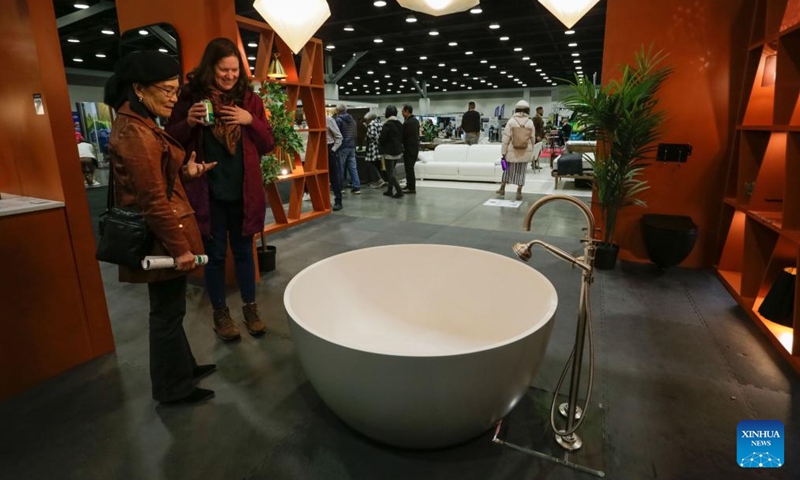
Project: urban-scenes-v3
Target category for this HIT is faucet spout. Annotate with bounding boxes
[523,195,596,243]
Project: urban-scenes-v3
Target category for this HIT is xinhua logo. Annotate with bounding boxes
[737,420,784,468]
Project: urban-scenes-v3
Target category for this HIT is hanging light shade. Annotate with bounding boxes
[538,0,601,29]
[397,0,479,17]
[267,53,288,79]
[253,0,331,54]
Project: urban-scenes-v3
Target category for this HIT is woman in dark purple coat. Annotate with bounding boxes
[167,38,274,342]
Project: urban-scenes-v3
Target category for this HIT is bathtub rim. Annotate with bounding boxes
[284,244,558,358]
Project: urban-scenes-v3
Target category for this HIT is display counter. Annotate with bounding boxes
[0,193,64,217]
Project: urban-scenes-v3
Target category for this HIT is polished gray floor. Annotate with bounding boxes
[0,186,796,480]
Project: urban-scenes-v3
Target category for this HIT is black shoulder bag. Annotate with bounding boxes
[96,159,175,268]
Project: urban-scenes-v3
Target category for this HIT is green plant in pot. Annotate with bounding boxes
[562,45,673,270]
[258,80,304,178]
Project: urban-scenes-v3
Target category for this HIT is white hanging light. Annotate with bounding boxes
[253,0,331,54]
[397,0,479,17]
[537,0,600,29]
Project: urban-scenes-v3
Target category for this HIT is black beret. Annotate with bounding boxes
[104,51,181,111]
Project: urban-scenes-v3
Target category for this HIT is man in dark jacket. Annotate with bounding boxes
[461,101,481,145]
[379,105,404,198]
[334,104,361,194]
[401,104,420,194]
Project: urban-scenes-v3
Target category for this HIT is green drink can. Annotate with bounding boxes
[202,99,214,125]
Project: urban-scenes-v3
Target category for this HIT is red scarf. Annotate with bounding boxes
[207,88,241,155]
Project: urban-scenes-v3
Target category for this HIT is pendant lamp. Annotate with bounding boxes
[538,0,601,29]
[253,0,331,54]
[267,54,288,80]
[397,0,479,17]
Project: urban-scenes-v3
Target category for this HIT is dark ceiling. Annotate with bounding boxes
[55,0,606,95]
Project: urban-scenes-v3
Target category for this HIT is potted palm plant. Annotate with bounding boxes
[562,46,673,269]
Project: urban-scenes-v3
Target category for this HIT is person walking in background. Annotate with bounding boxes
[334,104,360,194]
[533,106,545,143]
[364,111,386,188]
[77,134,99,186]
[167,38,274,342]
[401,104,420,195]
[326,112,344,211]
[498,100,537,201]
[104,51,216,404]
[379,105,404,199]
[559,117,573,145]
[461,101,481,145]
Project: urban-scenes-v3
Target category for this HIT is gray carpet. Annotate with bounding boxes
[0,188,796,480]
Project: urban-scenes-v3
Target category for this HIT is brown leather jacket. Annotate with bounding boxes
[108,103,204,283]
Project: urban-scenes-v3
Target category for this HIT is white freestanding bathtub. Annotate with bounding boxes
[284,244,557,449]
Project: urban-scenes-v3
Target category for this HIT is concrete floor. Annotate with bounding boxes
[0,186,796,480]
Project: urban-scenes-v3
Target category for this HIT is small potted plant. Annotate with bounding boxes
[258,81,304,173]
[562,45,673,269]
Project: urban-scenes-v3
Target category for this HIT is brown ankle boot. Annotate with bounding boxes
[242,303,267,336]
[213,307,241,341]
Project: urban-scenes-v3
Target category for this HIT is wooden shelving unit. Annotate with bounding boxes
[717,0,800,373]
[235,16,330,236]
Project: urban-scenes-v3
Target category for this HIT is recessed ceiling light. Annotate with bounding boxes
[247,56,256,60]
[367,70,374,74]
[72,58,83,62]
[420,56,427,60]
[406,15,417,23]
[467,86,473,90]
[460,84,465,87]
[489,23,500,29]
[432,75,438,79]
[565,30,576,35]
[374,79,380,83]
[325,45,335,50]
[401,66,408,70]
[576,66,583,70]
[451,68,457,72]
[574,60,581,63]
[247,42,258,47]
[529,62,538,66]
[379,60,387,64]
[374,0,387,6]
[568,42,578,47]
[159,48,168,53]
[500,71,506,74]
[347,82,353,85]
[480,59,487,64]
[139,30,148,35]
[439,63,446,67]
[250,66,255,71]
[572,53,580,57]
[374,38,383,43]
[535,68,542,72]
[499,36,509,41]
[95,53,106,58]
[507,75,514,78]
[355,76,361,79]
[522,56,530,61]
[67,38,80,43]
[480,79,486,83]
[402,79,408,82]
[101,29,114,35]
[493,85,498,88]
[470,7,482,14]
[417,70,423,74]
[463,73,469,77]
[449,42,458,46]
[540,72,546,76]
[74,3,89,9]
[429,30,439,36]
[489,65,497,69]
[384,74,391,78]
[513,47,522,52]
[443,88,448,91]
[396,47,405,52]
[344,25,355,31]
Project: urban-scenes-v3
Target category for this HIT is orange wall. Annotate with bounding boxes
[601,0,752,268]
[0,0,113,400]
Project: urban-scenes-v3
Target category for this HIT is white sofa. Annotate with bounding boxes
[415,144,503,182]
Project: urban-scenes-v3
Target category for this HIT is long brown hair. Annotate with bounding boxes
[186,37,249,104]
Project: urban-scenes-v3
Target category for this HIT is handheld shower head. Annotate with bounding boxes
[513,242,533,262]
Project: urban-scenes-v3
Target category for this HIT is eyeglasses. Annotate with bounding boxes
[151,84,181,98]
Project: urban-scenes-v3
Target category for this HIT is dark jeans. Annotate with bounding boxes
[385,159,403,195]
[148,275,196,402]
[329,145,342,204]
[403,149,418,191]
[204,197,256,310]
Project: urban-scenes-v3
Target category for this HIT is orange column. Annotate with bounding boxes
[0,0,113,400]
[600,0,752,267]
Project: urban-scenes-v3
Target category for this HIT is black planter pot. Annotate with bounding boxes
[594,242,619,270]
[257,245,277,273]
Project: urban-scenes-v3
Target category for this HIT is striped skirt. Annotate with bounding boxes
[502,162,527,186]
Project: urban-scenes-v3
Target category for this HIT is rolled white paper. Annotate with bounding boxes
[141,255,209,270]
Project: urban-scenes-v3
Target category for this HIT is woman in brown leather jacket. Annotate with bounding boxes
[104,51,217,405]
